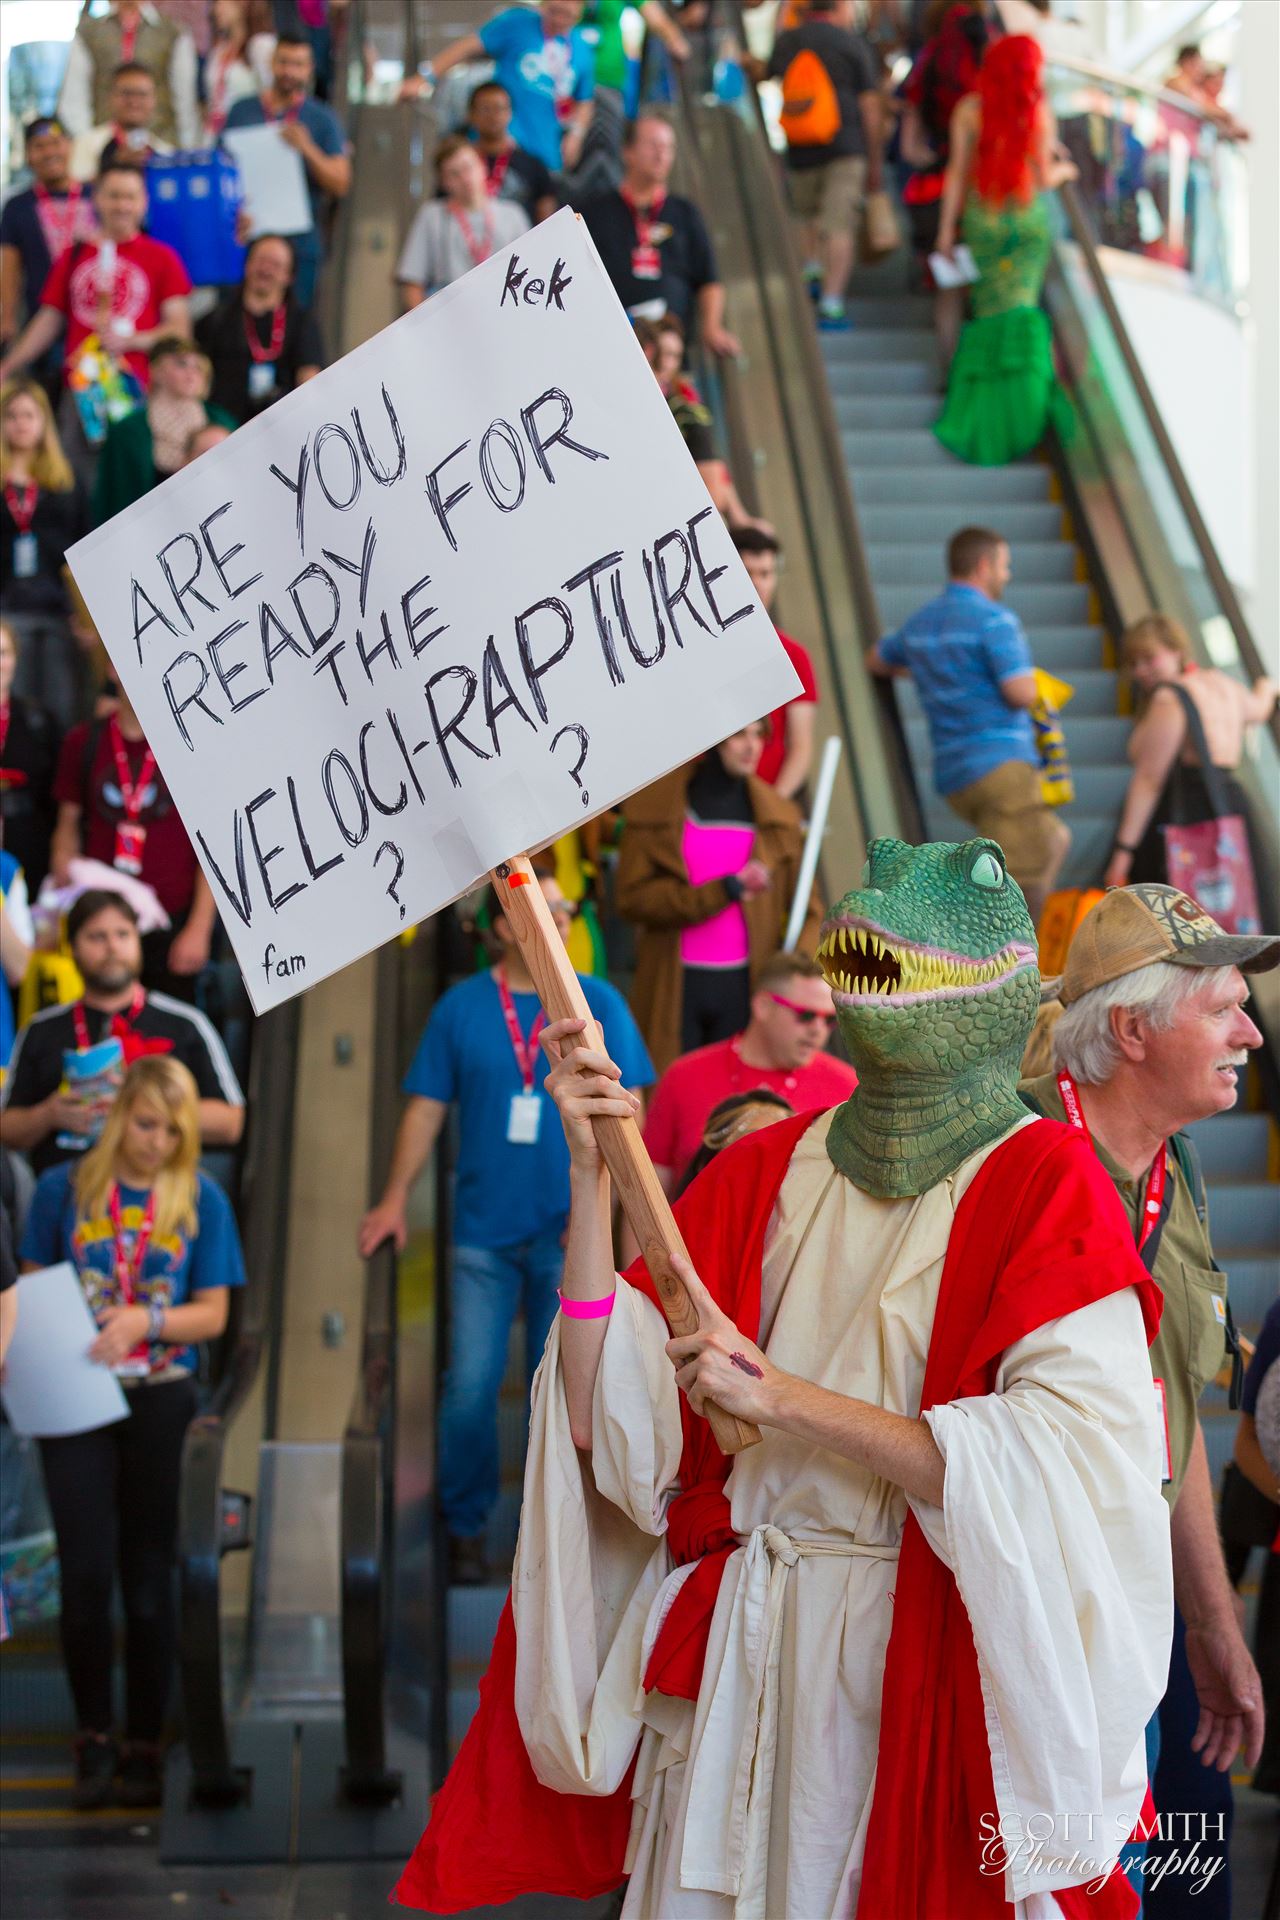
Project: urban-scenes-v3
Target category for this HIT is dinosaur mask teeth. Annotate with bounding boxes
[817,923,1032,1002]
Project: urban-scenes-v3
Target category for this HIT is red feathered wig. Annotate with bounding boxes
[975,34,1045,206]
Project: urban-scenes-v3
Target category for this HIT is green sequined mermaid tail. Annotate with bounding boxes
[934,192,1069,467]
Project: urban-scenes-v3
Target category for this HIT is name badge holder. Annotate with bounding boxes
[12,533,38,578]
[497,968,547,1147]
[247,360,278,400]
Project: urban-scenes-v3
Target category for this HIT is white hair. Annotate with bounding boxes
[1052,961,1238,1085]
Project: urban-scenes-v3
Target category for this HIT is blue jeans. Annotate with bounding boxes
[438,1233,564,1538]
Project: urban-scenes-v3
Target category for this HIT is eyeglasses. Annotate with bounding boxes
[767,993,834,1027]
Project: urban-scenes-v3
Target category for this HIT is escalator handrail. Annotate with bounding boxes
[1056,180,1278,745]
[177,998,300,1800]
[686,15,925,841]
[340,939,402,1801]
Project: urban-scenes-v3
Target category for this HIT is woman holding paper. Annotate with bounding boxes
[18,1056,246,1811]
[932,34,1077,465]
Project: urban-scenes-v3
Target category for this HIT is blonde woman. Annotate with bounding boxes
[0,377,90,727]
[19,1056,246,1811]
[1105,613,1276,889]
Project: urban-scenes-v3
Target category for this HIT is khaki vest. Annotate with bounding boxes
[78,12,183,148]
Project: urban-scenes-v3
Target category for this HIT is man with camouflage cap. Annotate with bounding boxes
[1026,882,1278,1912]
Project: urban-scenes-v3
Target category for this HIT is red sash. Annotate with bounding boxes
[394,1113,1161,1915]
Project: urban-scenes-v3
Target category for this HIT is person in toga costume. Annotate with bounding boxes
[396,837,1174,1918]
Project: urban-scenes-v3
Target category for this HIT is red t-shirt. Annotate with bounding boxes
[757,630,818,787]
[54,722,198,921]
[643,1035,857,1183]
[41,234,192,390]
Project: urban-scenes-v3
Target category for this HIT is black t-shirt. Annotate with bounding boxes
[195,292,325,425]
[0,479,91,616]
[479,143,557,223]
[580,189,717,328]
[0,695,61,893]
[767,21,879,168]
[687,753,753,825]
[2,994,245,1177]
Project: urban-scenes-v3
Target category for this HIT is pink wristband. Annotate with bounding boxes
[558,1287,616,1320]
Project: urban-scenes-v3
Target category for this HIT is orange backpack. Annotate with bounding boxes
[779,48,841,148]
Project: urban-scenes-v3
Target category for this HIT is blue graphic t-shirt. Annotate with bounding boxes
[21,1166,247,1374]
[403,969,652,1249]
[478,7,596,170]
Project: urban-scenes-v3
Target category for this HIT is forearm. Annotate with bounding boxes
[0,1099,56,1152]
[1115,767,1165,850]
[0,249,21,339]
[432,34,484,79]
[381,1100,443,1204]
[859,95,884,185]
[133,301,191,353]
[303,147,351,197]
[696,280,726,339]
[186,871,218,936]
[768,1374,946,1506]
[1,307,63,376]
[0,1288,16,1366]
[156,1296,227,1344]
[560,1163,617,1449]
[1233,1414,1279,1505]
[1172,1423,1236,1627]
[198,1098,244,1147]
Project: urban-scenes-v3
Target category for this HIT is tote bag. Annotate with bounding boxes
[1158,682,1262,935]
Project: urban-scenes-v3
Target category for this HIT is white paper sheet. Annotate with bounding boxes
[223,123,313,236]
[67,209,801,1012]
[1,1264,129,1437]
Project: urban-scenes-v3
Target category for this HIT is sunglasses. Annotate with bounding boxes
[768,993,834,1027]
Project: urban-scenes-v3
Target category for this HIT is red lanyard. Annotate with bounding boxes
[451,203,496,267]
[119,12,139,63]
[496,969,546,1092]
[486,150,512,198]
[244,302,287,362]
[73,984,145,1053]
[1056,1070,1167,1253]
[262,92,302,127]
[207,44,240,135]
[34,180,85,260]
[621,185,665,250]
[108,1183,156,1307]
[0,703,9,759]
[4,481,37,534]
[110,716,157,824]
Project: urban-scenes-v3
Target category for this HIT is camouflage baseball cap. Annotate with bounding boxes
[1047,884,1280,1006]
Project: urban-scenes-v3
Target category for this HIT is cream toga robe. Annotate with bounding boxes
[511,1116,1173,1917]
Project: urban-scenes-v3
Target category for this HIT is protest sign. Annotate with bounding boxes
[67,208,800,1013]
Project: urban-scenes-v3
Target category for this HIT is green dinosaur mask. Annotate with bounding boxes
[819,837,1041,1198]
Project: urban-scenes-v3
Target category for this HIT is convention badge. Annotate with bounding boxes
[507,1091,543,1145]
[113,821,148,875]
[247,361,278,400]
[631,244,663,281]
[112,1357,152,1379]
[1212,1294,1226,1326]
[1152,1378,1172,1484]
[11,533,38,579]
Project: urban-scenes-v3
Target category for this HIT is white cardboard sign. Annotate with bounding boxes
[67,209,800,1013]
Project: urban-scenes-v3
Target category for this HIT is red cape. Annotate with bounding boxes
[395,1113,1160,1916]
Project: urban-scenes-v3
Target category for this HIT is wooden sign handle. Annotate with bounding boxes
[492,856,761,1455]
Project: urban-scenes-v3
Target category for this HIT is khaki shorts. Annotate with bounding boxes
[788,154,867,241]
[946,758,1063,890]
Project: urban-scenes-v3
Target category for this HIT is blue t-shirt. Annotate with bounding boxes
[1243,1297,1280,1418]
[223,95,347,258]
[404,969,653,1250]
[879,583,1038,796]
[21,1165,247,1374]
[477,7,596,171]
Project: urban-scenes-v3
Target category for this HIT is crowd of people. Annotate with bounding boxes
[0,2,1275,1891]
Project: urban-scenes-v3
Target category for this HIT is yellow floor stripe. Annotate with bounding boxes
[0,1775,74,1789]
[0,1806,144,1825]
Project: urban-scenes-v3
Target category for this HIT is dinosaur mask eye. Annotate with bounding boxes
[969,851,1005,891]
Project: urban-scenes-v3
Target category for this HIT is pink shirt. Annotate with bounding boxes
[679,816,754,968]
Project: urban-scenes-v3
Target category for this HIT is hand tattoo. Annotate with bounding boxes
[730,1351,764,1380]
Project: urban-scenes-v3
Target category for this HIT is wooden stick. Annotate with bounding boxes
[492,856,761,1455]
